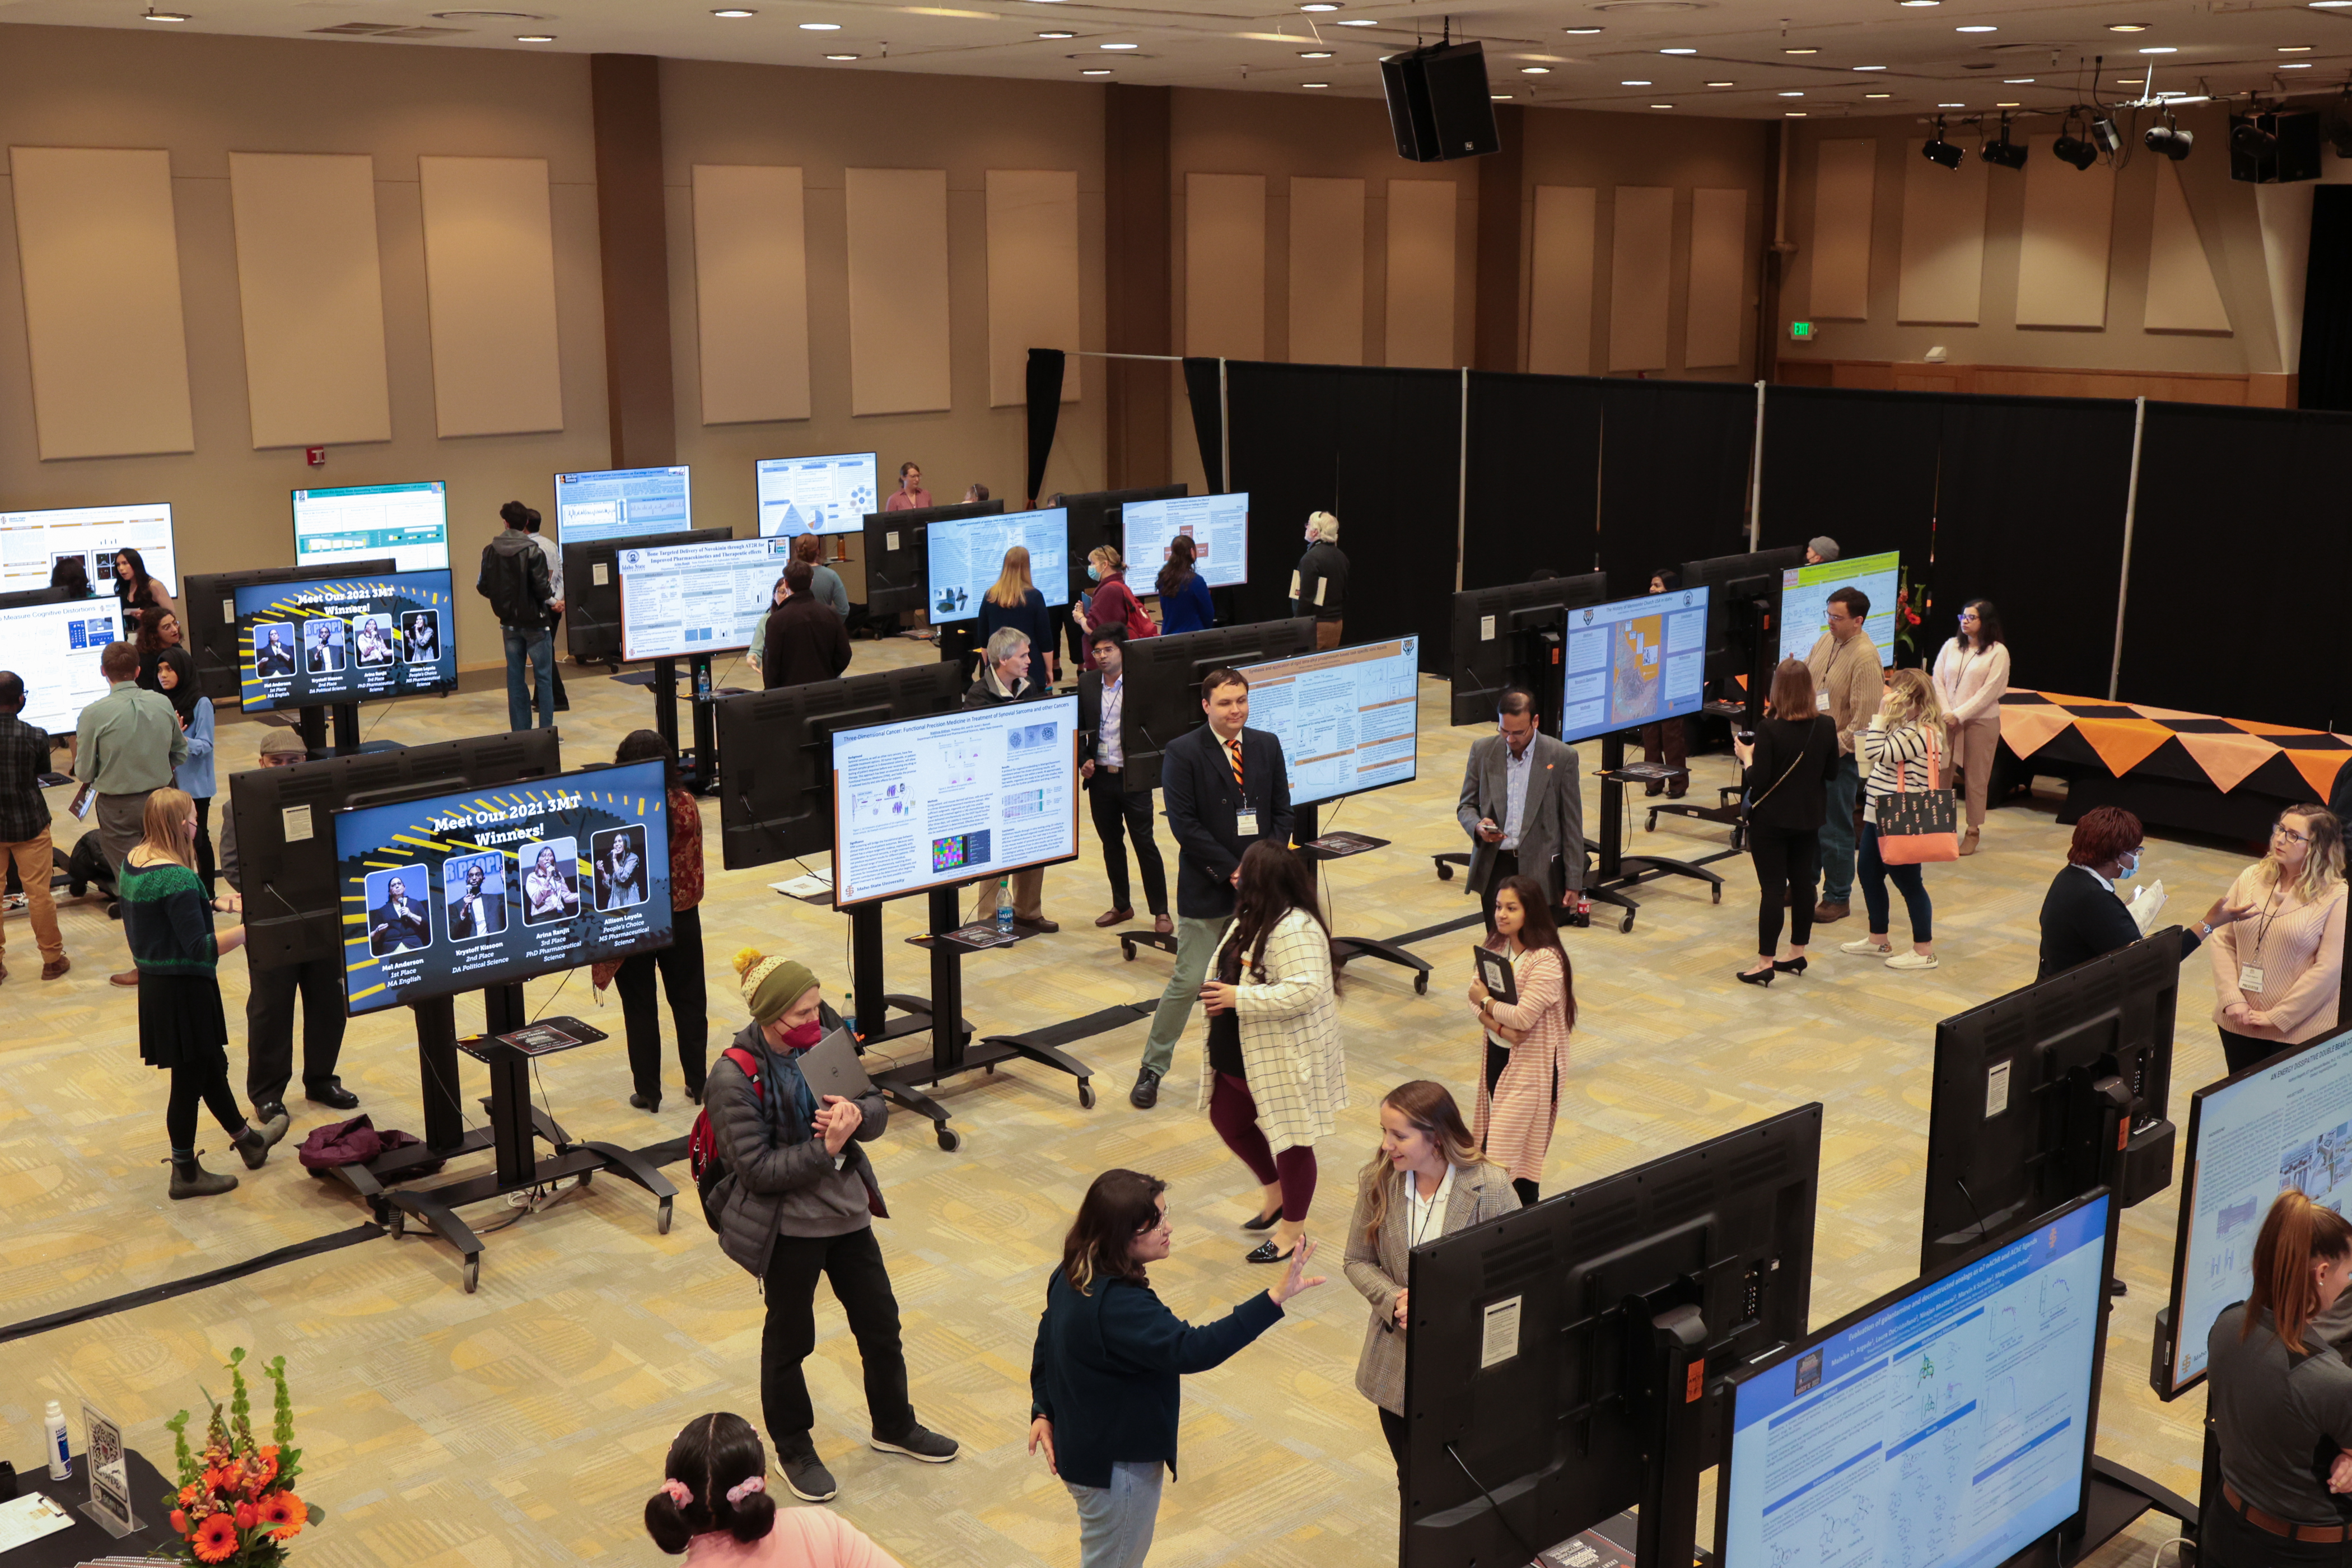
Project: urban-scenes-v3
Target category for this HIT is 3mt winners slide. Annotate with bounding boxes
[237,569,458,712]
[333,758,674,1016]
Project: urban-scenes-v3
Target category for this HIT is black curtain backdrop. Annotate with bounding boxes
[2120,402,2352,730]
[1025,349,1066,504]
[1462,371,1602,587]
[1597,380,1757,594]
[1756,385,1941,574]
[2300,186,2352,413]
[1929,395,2136,699]
[1183,357,1226,493]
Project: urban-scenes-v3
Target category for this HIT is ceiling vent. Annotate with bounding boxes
[309,21,471,35]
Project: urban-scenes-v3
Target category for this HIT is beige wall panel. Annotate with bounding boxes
[1287,175,1365,366]
[1809,139,1877,321]
[417,155,564,437]
[2146,157,2232,334]
[1384,178,1457,368]
[1684,187,1747,370]
[845,167,953,416]
[692,164,810,426]
[984,169,1081,407]
[227,151,391,449]
[1185,172,1265,361]
[9,145,194,460]
[1898,144,1989,325]
[2014,137,2116,330]
[1528,185,1597,376]
[1608,186,1673,372]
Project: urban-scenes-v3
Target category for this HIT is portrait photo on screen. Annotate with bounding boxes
[402,610,441,664]
[363,868,433,956]
[304,619,346,673]
[593,825,650,912]
[442,851,508,941]
[353,614,395,667]
[236,570,458,713]
[254,623,296,677]
[521,838,582,926]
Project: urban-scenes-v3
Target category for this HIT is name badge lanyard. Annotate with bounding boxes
[2244,886,2286,995]
[1411,1176,1445,1248]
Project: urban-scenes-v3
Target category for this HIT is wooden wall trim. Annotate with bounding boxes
[1775,356,2298,408]
[1104,84,1172,490]
[590,54,676,468]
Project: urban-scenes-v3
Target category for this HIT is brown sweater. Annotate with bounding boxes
[1805,629,1882,755]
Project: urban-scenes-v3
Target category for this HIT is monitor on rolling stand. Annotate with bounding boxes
[1445,573,1610,730]
[859,500,1005,620]
[1659,547,1805,840]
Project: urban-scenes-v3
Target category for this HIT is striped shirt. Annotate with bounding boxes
[1859,718,1936,825]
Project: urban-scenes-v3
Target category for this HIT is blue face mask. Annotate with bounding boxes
[1087,564,1101,581]
[2116,853,2139,881]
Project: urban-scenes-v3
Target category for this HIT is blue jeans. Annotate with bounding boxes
[1067,1460,1164,1568]
[1141,915,1230,1079]
[503,625,554,731]
[1858,822,1933,942]
[1818,752,1860,902]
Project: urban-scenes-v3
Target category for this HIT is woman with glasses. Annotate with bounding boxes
[2037,805,2252,982]
[2209,804,2349,1074]
[1931,599,2010,856]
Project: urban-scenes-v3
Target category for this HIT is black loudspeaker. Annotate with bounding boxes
[2230,109,2322,184]
[1380,40,1499,162]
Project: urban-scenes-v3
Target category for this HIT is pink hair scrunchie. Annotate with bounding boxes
[661,1480,694,1507]
[725,1476,766,1506]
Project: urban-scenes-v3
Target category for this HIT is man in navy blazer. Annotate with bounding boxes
[1132,667,1292,1109]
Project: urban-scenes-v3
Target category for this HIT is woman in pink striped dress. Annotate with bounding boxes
[1467,875,1576,1206]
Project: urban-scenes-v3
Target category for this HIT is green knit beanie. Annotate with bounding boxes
[732,948,818,1026]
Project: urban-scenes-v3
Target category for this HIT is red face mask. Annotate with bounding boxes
[779,1018,823,1051]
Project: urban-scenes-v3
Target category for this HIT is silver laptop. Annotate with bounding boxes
[797,1025,874,1101]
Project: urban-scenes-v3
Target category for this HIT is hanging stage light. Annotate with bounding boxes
[2145,113,2195,159]
[1922,116,1965,168]
[2052,109,2100,169]
[1981,112,2028,168]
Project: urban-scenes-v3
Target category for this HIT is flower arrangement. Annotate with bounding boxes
[160,1348,318,1566]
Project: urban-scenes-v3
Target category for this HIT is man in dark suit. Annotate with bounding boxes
[446,861,506,940]
[762,560,852,690]
[1132,666,1292,1109]
[1076,626,1169,936]
[256,626,294,677]
[368,874,431,955]
[1455,688,1586,923]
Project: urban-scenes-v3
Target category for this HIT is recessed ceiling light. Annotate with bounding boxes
[1897,1,1937,6]
[1300,50,1333,57]
[1303,80,1329,86]
[515,32,554,40]
[1786,110,1807,115]
[2117,77,2144,83]
[1938,100,1964,106]
[1300,2,1338,9]
[797,21,838,29]
[2139,45,2176,53]
[1037,29,1072,36]
[1784,46,1818,54]
[2312,3,2352,10]
[2107,22,2148,31]
[825,52,858,58]
[1562,25,1603,32]
[1099,40,1136,48]
[1996,100,2019,106]
[1620,77,1650,85]
[142,6,190,16]
[1854,64,1887,71]
[711,6,755,15]
[1779,89,1804,96]
[1491,92,1511,99]
[1660,46,1696,53]
[1337,17,1379,24]
[1650,101,1675,108]
[1523,66,1551,73]
[2283,60,2316,66]
[1955,24,1996,32]
[1865,91,1892,97]
[1706,80,1735,86]
[2003,77,2034,82]
[1081,66,1112,73]
[2280,44,2314,51]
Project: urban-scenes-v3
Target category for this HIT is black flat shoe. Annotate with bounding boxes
[1772,956,1808,976]
[1735,967,1775,987]
[1242,1207,1281,1231]
[629,1091,661,1113]
[1244,1239,1298,1264]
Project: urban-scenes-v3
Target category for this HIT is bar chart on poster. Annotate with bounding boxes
[1238,637,1419,807]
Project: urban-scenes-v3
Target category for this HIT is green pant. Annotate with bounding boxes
[1141,914,1230,1079]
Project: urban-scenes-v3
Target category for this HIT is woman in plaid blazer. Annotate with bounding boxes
[1199,842,1348,1266]
[1468,875,1576,1207]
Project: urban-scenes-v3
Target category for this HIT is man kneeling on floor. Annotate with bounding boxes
[702,947,960,1502]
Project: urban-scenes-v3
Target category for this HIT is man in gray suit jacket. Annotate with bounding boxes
[1455,689,1584,919]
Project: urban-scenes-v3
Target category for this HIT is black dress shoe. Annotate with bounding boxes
[1245,1239,1298,1264]
[1242,1207,1282,1231]
[1130,1068,1161,1109]
[253,1100,288,1125]
[306,1081,360,1110]
[1735,966,1774,986]
[629,1091,661,1113]
[1772,955,1809,976]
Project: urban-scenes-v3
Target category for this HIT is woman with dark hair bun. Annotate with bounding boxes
[643,1411,899,1565]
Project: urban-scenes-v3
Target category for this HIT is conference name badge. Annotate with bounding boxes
[2239,964,2266,994]
[1236,809,1260,838]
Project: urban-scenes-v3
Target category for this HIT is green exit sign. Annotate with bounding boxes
[1789,320,1815,341]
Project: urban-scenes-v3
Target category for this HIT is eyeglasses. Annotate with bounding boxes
[2274,823,2312,844]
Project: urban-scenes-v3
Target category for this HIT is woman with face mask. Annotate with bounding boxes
[2036,805,2252,983]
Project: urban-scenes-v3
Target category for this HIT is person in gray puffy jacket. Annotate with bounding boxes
[703,948,960,1505]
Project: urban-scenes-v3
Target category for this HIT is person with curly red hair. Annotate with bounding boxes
[2036,805,2252,981]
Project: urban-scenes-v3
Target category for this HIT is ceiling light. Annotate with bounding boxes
[1784,47,1818,54]
[1081,66,1112,73]
[2312,3,2352,10]
[1786,110,1807,116]
[1491,92,1511,99]
[1854,64,1887,71]
[1938,101,1964,107]
[1779,90,1804,96]
[1300,2,1338,8]
[1337,17,1379,24]
[797,20,838,29]
[2117,78,2143,85]
[1620,78,1651,85]
[1982,122,2027,167]
[1865,91,1892,97]
[1563,25,1603,32]
[1300,49,1333,57]
[2146,118,2194,158]
[2053,130,2097,168]
[515,32,554,40]
[1706,80,1735,86]
[2138,45,2175,53]
[142,5,190,16]
[711,6,755,15]
[2107,22,2148,31]
[825,51,858,58]
[1955,24,1996,32]
[2280,44,2314,52]
[1037,29,1072,36]
[1897,0,1937,6]
[1303,80,1329,86]
[1524,66,1551,73]
[2283,60,2316,67]
[1924,122,1964,167]
[1099,40,1136,48]
[1660,46,1696,53]
[2004,77,2034,82]
[1650,101,1675,108]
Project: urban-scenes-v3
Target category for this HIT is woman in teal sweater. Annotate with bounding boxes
[124,787,287,1198]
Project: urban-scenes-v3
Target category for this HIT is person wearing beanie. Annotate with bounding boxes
[1806,536,1840,566]
[701,948,959,1504]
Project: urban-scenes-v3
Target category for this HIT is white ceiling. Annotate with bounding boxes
[4,0,2347,118]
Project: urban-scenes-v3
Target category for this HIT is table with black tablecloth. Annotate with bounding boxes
[5,1446,176,1567]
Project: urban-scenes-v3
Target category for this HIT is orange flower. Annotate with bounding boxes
[251,1448,279,1488]
[258,1491,305,1540]
[179,1484,202,1507]
[192,1512,240,1564]
[204,1466,240,1495]
[234,1502,257,1529]
[170,1510,188,1534]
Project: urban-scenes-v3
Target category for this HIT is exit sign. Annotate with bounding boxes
[1789,321,1815,341]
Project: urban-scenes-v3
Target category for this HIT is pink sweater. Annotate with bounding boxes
[2209,867,2349,1046]
[683,1514,903,1568]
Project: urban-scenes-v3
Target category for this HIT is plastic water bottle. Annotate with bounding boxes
[996,879,1015,939]
[44,1401,69,1479]
[696,664,711,698]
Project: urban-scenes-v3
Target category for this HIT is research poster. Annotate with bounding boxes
[0,501,178,596]
[1780,551,1900,667]
[236,571,458,712]
[1122,492,1249,590]
[758,452,877,537]
[1238,637,1419,808]
[925,508,1069,623]
[618,535,795,661]
[0,596,120,736]
[1558,587,1709,745]
[554,465,693,545]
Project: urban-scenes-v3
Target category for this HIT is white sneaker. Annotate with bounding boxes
[1886,951,1940,971]
[1840,936,1892,956]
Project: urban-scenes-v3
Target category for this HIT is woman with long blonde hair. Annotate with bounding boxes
[2209,802,2348,1073]
[1845,666,1947,971]
[978,544,1056,683]
[123,787,286,1198]
[1342,1081,1519,1477]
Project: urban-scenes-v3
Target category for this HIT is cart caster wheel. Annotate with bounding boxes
[1710,885,1721,904]
[1646,810,1659,832]
[657,1198,673,1235]
[1620,914,1635,934]
[1435,861,1454,881]
[1121,939,1136,962]
[387,1208,405,1238]
[462,1256,480,1294]
[985,1063,995,1075]
[936,1124,962,1152]
[1078,1080,1096,1109]
[577,1167,594,1188]
[1413,971,1429,995]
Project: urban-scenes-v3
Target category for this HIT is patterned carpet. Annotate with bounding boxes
[0,636,2245,1567]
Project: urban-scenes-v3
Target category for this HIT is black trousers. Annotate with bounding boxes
[618,903,708,1100]
[760,1225,916,1452]
[168,1061,244,1152]
[2200,1489,2351,1566]
[2222,1028,2288,1076]
[1088,772,1168,915]
[1481,848,1569,925]
[1378,1405,1408,1477]
[1749,824,1820,955]
[246,956,348,1108]
[193,796,216,900]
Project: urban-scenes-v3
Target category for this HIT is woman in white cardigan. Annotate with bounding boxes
[1931,598,2011,856]
[1200,841,1348,1266]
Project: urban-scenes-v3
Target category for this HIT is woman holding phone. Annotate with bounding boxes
[1467,874,1575,1206]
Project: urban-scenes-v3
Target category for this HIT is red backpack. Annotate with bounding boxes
[688,1046,764,1231]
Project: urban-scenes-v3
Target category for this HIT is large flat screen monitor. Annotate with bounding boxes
[1445,573,1609,727]
[1120,619,1320,795]
[554,465,693,544]
[617,534,795,663]
[861,499,1005,618]
[292,482,450,572]
[1778,550,1900,667]
[0,595,124,737]
[334,756,673,1016]
[1555,584,1709,746]
[1236,637,1418,809]
[757,451,877,538]
[830,693,1080,907]
[1680,546,1803,685]
[924,507,1070,624]
[1,502,178,596]
[235,568,458,713]
[1721,1189,2116,1568]
[2159,1028,2352,1399]
[1121,492,1248,591]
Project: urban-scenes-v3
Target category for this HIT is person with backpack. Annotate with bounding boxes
[477,500,559,732]
[697,949,960,1504]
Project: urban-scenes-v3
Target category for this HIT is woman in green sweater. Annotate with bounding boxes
[124,787,287,1198]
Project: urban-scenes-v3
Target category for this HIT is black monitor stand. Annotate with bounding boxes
[1295,802,1432,994]
[296,701,403,760]
[643,652,727,796]
[1585,731,1727,934]
[1649,589,1778,841]
[1432,620,1569,886]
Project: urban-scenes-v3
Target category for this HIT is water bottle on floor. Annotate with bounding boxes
[996,878,1015,939]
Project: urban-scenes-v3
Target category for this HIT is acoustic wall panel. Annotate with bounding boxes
[846,167,952,415]
[1528,185,1597,375]
[8,145,194,460]
[1608,186,1672,372]
[1184,172,1266,361]
[1384,178,1458,368]
[1287,175,1365,366]
[1898,143,1989,325]
[2015,137,2116,330]
[2145,157,2232,335]
[986,169,1081,407]
[1809,139,1877,321]
[692,164,810,425]
[228,152,392,450]
[416,155,564,438]
[1684,188,1748,370]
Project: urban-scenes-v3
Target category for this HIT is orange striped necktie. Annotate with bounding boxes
[1226,736,1245,793]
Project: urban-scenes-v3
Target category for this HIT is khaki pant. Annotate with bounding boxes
[0,829,64,964]
[968,865,1044,925]
[1947,712,2001,829]
[1313,619,1343,651]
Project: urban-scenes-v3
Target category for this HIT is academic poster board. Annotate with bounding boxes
[757,451,878,537]
[293,482,451,573]
[925,507,1070,624]
[618,534,795,662]
[1236,636,1419,808]
[334,758,674,1016]
[830,694,1080,907]
[0,501,178,596]
[554,465,693,545]
[236,569,458,712]
[1556,585,1710,746]
[1779,550,1900,666]
[0,595,121,737]
[1122,492,1249,590]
